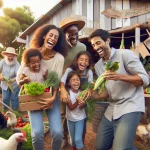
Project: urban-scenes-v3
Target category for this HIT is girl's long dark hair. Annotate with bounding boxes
[65,71,81,92]
[70,51,92,71]
[30,24,68,57]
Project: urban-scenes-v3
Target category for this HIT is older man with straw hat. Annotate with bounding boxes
[59,15,86,149]
[0,47,20,111]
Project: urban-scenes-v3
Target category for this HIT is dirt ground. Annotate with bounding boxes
[44,121,150,150]
[44,122,96,150]
[1,95,150,150]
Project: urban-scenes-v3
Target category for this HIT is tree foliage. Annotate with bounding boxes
[0,16,20,46]
[0,6,34,47]
[3,6,34,31]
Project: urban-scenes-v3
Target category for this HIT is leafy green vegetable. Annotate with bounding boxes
[94,61,120,93]
[24,82,45,96]
[3,76,15,94]
[22,124,33,150]
[146,87,150,94]
[44,71,60,88]
[0,128,14,139]
[23,71,60,96]
[78,82,96,121]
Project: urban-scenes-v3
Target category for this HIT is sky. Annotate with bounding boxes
[0,0,61,19]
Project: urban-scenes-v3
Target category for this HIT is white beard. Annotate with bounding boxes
[4,57,17,66]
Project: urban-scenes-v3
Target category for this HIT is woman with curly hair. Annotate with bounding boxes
[17,24,68,150]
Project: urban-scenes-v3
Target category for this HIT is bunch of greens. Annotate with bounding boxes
[43,71,60,88]
[94,61,120,94]
[24,82,45,96]
[22,124,33,150]
[23,71,60,96]
[78,82,96,121]
[0,128,14,139]
[3,77,14,94]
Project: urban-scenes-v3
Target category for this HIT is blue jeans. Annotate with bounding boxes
[96,112,142,150]
[67,119,85,149]
[28,94,63,150]
[2,86,19,110]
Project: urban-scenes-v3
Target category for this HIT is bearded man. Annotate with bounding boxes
[0,47,20,110]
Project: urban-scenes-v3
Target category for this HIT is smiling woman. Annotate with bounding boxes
[16,24,68,150]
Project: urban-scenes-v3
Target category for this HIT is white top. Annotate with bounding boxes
[66,89,86,122]
[16,52,64,84]
[41,52,64,79]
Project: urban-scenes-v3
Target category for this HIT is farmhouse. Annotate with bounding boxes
[14,0,150,62]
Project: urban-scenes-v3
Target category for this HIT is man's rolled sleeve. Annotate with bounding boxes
[123,50,149,87]
[138,73,149,87]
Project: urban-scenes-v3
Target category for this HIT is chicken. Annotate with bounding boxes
[5,111,17,128]
[136,125,149,142]
[0,131,27,150]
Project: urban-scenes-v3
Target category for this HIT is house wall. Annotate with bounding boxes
[46,0,150,30]
[26,0,150,45]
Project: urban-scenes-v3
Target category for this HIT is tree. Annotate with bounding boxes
[0,0,3,8]
[0,16,21,46]
[3,6,34,31]
[0,6,34,47]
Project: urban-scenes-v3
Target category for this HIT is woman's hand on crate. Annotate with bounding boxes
[38,97,55,110]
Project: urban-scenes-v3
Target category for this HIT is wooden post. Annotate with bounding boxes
[135,27,140,58]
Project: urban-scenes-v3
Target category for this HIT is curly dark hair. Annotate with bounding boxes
[30,24,68,57]
[89,29,111,42]
[65,71,81,91]
[22,48,42,64]
[70,51,92,71]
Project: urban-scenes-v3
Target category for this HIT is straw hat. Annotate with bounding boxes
[60,15,85,31]
[1,47,18,57]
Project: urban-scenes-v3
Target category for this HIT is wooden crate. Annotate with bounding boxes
[19,87,52,111]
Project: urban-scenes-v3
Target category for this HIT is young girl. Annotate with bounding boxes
[60,51,93,102]
[65,71,86,150]
[60,51,93,145]
[19,48,48,85]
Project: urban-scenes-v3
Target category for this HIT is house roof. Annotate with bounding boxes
[14,0,71,41]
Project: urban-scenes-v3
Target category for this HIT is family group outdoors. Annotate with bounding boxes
[0,15,149,150]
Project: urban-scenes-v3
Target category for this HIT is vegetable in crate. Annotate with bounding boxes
[43,71,60,88]
[94,61,120,94]
[24,82,45,96]
[23,71,60,96]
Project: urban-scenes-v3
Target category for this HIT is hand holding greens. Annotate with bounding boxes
[94,61,120,94]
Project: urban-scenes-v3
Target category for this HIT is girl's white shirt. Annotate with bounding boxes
[66,89,86,122]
